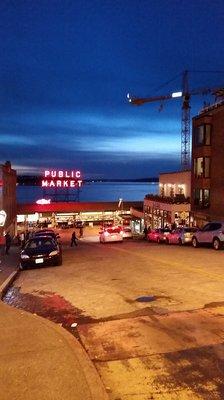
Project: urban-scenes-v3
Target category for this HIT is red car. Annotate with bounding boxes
[147,228,171,243]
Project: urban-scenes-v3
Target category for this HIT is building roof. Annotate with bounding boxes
[17,201,143,214]
[196,100,224,118]
[159,170,191,176]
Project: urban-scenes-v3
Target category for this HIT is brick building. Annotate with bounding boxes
[191,101,224,226]
[0,161,17,236]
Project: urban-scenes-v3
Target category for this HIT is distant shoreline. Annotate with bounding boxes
[17,176,159,185]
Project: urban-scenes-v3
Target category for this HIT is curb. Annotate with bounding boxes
[0,263,108,400]
[33,313,109,400]
[0,269,19,300]
[1,301,109,400]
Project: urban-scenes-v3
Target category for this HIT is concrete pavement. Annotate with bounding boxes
[0,244,20,299]
[0,244,108,400]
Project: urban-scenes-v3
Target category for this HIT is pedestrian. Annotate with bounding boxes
[20,232,25,248]
[171,222,177,230]
[143,225,148,239]
[71,231,78,247]
[5,232,12,255]
[79,226,83,238]
[0,235,5,255]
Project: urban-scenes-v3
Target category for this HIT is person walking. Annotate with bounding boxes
[71,231,78,247]
[143,225,148,239]
[5,232,12,255]
[79,225,83,238]
[20,232,25,248]
[0,235,5,255]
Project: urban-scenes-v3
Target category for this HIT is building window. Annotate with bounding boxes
[194,124,211,146]
[160,185,164,197]
[179,187,183,195]
[204,157,210,178]
[169,185,174,198]
[194,157,210,178]
[194,188,210,208]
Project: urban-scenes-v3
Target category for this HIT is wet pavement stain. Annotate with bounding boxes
[3,286,96,338]
[148,344,224,399]
[204,301,224,309]
[3,286,171,329]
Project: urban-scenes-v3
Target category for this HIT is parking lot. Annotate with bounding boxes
[4,229,224,399]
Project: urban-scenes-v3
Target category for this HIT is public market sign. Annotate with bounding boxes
[41,170,83,188]
[0,210,7,227]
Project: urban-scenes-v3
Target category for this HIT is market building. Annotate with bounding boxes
[0,161,17,236]
[17,200,143,232]
[191,100,224,226]
[144,170,191,228]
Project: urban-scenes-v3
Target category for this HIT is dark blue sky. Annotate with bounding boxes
[0,0,224,179]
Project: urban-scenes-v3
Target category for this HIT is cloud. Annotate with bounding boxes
[0,109,181,178]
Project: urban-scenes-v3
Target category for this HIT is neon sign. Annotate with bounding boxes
[41,170,83,188]
[36,199,51,205]
[0,210,7,227]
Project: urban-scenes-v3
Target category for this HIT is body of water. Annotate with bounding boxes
[17,182,159,203]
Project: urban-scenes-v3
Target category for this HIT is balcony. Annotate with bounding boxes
[144,194,190,204]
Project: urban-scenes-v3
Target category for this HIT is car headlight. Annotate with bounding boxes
[49,250,59,256]
[21,254,30,259]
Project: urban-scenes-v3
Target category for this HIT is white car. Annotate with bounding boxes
[99,227,123,243]
[166,227,198,245]
[121,227,133,239]
[192,221,224,250]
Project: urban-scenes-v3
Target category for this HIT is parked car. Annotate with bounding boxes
[121,227,133,239]
[147,228,171,243]
[166,227,199,245]
[75,221,84,228]
[99,227,123,243]
[33,230,61,243]
[20,236,62,269]
[191,222,224,250]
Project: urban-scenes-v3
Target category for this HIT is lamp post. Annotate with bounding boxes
[117,198,123,226]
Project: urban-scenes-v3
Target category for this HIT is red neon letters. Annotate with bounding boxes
[41,170,82,188]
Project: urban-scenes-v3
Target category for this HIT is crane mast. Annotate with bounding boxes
[181,70,191,170]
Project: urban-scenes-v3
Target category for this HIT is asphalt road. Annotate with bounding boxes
[4,229,224,399]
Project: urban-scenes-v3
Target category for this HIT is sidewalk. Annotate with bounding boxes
[0,245,108,400]
[0,244,20,299]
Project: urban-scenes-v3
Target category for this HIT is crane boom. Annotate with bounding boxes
[127,70,224,171]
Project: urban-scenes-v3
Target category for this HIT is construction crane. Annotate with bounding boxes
[127,70,224,171]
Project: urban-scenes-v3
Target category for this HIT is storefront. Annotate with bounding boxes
[0,161,17,236]
[17,201,143,231]
[144,197,191,229]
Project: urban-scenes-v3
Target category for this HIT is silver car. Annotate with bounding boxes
[166,227,198,245]
[192,222,224,250]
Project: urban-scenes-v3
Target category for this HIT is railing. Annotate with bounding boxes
[144,194,190,204]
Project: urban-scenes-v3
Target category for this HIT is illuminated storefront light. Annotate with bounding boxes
[0,210,7,227]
